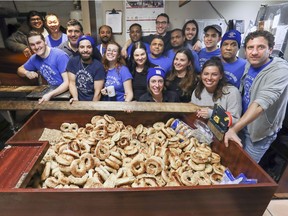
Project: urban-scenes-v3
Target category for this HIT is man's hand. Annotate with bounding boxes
[69,97,78,104]
[25,71,38,80]
[38,92,53,104]
[224,128,243,148]
[23,47,32,58]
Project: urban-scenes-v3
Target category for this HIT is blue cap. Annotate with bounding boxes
[146,67,166,83]
[220,30,241,48]
[77,35,95,47]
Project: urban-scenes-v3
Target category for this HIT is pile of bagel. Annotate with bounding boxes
[30,114,226,188]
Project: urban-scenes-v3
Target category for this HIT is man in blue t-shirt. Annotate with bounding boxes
[220,30,246,88]
[67,35,105,102]
[198,24,222,69]
[224,30,288,163]
[96,25,113,56]
[17,30,69,104]
[148,35,172,74]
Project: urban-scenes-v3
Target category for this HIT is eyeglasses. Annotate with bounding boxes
[30,18,42,22]
[156,21,167,25]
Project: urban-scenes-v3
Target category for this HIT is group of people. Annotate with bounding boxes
[6,11,288,164]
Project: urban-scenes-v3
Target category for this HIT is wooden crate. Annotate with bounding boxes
[0,109,277,216]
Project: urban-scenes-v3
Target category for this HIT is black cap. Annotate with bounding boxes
[204,24,222,36]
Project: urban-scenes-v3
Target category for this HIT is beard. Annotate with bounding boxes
[81,54,92,63]
[101,36,110,44]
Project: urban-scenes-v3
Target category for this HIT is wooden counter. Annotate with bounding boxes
[0,105,278,216]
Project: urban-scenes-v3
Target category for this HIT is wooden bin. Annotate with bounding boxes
[0,109,277,216]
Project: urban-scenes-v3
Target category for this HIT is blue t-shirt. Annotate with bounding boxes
[148,54,172,74]
[242,59,272,113]
[66,56,105,101]
[24,48,69,86]
[96,44,106,56]
[198,48,221,69]
[104,66,133,101]
[223,57,246,88]
[165,48,201,74]
[45,34,68,47]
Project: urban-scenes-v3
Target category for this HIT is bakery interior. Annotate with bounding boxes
[0,1,288,215]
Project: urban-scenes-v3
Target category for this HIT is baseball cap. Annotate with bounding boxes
[220,30,241,48]
[146,67,166,83]
[77,35,95,47]
[204,24,222,36]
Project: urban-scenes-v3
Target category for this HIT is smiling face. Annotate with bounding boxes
[105,44,119,62]
[204,28,221,51]
[155,15,169,36]
[173,52,190,74]
[78,40,93,62]
[45,15,60,34]
[149,75,164,97]
[28,35,47,57]
[133,48,147,67]
[245,36,272,68]
[99,26,112,44]
[129,25,142,42]
[29,15,44,31]
[67,25,83,47]
[150,38,164,57]
[185,22,197,41]
[201,65,222,93]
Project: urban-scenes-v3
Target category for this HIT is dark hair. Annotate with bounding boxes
[156,13,170,24]
[27,11,44,29]
[102,41,126,72]
[244,30,275,49]
[182,20,199,46]
[27,30,45,42]
[151,34,164,43]
[128,41,152,76]
[129,23,142,31]
[27,10,44,22]
[194,56,228,101]
[171,28,183,36]
[66,19,83,33]
[98,25,113,34]
[166,48,198,97]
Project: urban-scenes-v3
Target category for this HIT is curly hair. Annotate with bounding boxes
[244,30,275,49]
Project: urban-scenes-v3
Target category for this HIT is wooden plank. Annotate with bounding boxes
[0,141,49,188]
[0,101,201,113]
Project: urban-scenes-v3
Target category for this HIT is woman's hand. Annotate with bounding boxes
[101,87,108,95]
[196,107,210,119]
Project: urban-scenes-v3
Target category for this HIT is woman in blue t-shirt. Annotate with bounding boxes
[101,41,133,101]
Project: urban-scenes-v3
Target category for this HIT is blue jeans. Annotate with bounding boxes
[239,128,277,163]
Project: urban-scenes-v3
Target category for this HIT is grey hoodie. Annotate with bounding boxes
[240,57,288,142]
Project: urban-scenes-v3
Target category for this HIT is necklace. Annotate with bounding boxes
[81,61,90,71]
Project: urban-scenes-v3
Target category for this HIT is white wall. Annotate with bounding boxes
[0,0,285,46]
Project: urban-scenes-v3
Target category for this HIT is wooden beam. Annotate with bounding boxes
[0,101,200,113]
